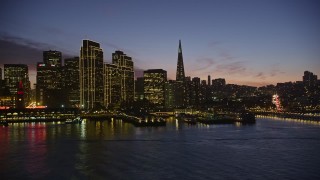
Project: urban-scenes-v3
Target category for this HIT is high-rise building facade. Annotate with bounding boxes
[192,77,201,106]
[43,50,62,67]
[112,50,134,103]
[80,40,104,109]
[103,63,121,108]
[144,69,167,108]
[64,57,80,107]
[16,81,25,109]
[36,51,63,107]
[4,64,30,107]
[165,80,175,109]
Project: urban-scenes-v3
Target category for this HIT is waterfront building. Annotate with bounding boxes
[4,64,30,107]
[144,69,167,109]
[112,50,135,103]
[63,57,80,107]
[0,95,13,109]
[80,40,104,109]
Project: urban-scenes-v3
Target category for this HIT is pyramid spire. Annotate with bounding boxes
[178,40,182,53]
[176,40,185,81]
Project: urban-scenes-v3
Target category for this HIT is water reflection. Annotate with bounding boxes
[1,118,320,179]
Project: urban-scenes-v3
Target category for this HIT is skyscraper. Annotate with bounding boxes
[165,80,175,109]
[43,50,62,67]
[144,69,167,108]
[103,63,121,108]
[175,40,186,107]
[16,81,25,109]
[4,64,30,107]
[192,77,201,106]
[303,71,317,87]
[36,51,63,107]
[176,40,185,82]
[112,50,135,103]
[212,78,226,89]
[80,40,104,109]
[64,57,80,107]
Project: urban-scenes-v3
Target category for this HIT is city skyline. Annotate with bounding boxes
[1,0,320,87]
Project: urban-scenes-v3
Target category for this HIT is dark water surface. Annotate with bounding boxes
[1,118,320,179]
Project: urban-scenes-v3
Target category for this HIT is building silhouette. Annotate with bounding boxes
[4,64,30,108]
[80,40,104,109]
[303,71,318,87]
[144,69,167,109]
[176,40,185,82]
[212,78,226,89]
[175,40,186,107]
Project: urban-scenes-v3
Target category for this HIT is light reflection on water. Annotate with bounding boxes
[1,118,320,179]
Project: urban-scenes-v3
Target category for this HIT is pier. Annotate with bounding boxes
[0,109,166,127]
[254,111,320,122]
[0,108,80,122]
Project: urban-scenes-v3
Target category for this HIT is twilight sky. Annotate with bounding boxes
[1,0,320,87]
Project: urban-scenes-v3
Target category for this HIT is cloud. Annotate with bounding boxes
[0,33,76,64]
[207,41,222,48]
[255,72,266,80]
[219,51,236,61]
[193,58,216,71]
[229,79,274,87]
[102,40,139,57]
[0,39,42,64]
[0,34,53,51]
[41,26,68,37]
[269,66,285,77]
[215,61,247,75]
